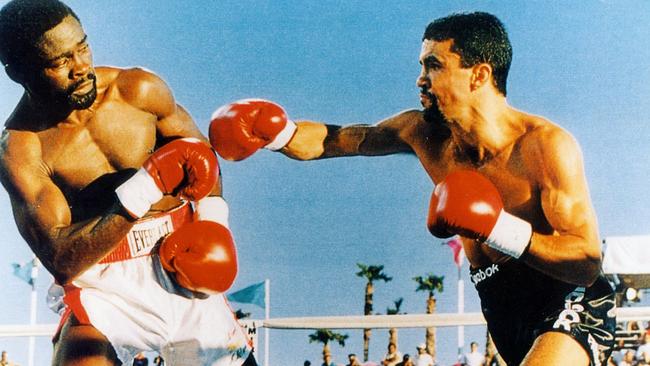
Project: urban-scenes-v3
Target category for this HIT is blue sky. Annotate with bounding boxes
[1,1,650,365]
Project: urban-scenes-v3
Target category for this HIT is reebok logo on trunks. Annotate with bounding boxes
[126,216,173,257]
[470,264,499,285]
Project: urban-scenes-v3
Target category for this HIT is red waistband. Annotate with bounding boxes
[99,202,193,264]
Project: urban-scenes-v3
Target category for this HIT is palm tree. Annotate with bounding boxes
[413,273,444,361]
[386,297,404,351]
[356,263,392,361]
[308,329,349,361]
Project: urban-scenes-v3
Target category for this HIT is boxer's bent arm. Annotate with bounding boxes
[120,68,205,141]
[282,110,420,160]
[522,129,601,286]
[11,185,133,284]
[157,104,208,145]
[0,132,133,284]
[122,68,222,196]
[156,104,222,196]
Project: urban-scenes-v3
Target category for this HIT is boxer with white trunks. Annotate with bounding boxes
[0,1,256,365]
[208,12,616,366]
[59,200,251,365]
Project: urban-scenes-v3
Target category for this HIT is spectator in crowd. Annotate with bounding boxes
[618,349,636,366]
[0,351,17,366]
[461,342,485,366]
[638,333,650,365]
[133,352,148,366]
[382,343,403,366]
[322,353,336,366]
[346,353,362,366]
[414,344,434,366]
[397,354,414,366]
[153,355,164,366]
[485,353,500,366]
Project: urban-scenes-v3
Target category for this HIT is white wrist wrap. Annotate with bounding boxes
[265,119,297,151]
[196,196,230,228]
[485,210,532,258]
[115,168,163,219]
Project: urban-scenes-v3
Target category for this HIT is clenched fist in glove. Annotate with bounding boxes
[209,98,296,161]
[427,169,532,258]
[115,138,219,218]
[159,220,238,294]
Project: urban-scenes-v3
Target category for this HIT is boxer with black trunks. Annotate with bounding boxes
[208,12,616,366]
[0,1,257,365]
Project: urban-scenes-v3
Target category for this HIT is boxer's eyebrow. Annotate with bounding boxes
[47,35,89,64]
[420,55,441,69]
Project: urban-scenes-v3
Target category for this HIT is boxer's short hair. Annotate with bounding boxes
[423,12,512,96]
[0,0,80,70]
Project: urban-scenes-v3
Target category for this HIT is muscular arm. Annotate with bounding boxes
[0,70,219,284]
[522,128,601,286]
[120,68,222,196]
[0,131,133,284]
[282,110,422,160]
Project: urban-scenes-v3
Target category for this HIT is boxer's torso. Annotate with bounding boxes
[3,66,182,218]
[401,110,559,268]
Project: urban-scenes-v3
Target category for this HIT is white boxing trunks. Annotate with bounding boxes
[58,202,252,365]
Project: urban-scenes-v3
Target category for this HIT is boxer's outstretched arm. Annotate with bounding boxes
[282,109,421,160]
[0,131,134,284]
[522,128,601,286]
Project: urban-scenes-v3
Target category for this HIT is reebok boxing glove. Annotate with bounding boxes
[115,138,219,218]
[158,221,238,294]
[209,99,297,161]
[427,170,532,258]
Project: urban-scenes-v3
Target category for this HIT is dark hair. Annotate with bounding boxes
[423,11,512,96]
[0,0,79,69]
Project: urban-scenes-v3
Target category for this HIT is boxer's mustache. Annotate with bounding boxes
[420,87,435,100]
[68,72,96,93]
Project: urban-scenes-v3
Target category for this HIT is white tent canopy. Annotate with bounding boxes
[603,235,650,289]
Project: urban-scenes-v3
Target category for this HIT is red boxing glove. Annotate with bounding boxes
[209,98,297,161]
[159,221,238,294]
[116,138,219,218]
[427,170,532,258]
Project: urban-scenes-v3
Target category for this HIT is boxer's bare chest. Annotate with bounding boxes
[411,129,552,266]
[38,100,157,191]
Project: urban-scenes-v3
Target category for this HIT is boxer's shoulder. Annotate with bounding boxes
[0,128,41,166]
[517,113,574,147]
[97,66,174,115]
[507,114,578,172]
[96,65,159,86]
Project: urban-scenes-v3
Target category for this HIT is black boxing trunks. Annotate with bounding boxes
[470,260,616,366]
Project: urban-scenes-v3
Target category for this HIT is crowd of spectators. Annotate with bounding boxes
[130,352,164,366]
[305,341,486,366]
[608,321,650,366]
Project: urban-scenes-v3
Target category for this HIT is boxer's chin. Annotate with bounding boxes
[423,99,447,125]
[419,91,436,110]
[68,85,97,110]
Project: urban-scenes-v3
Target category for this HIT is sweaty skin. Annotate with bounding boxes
[279,39,601,366]
[0,15,214,365]
[283,39,600,287]
[0,64,210,283]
